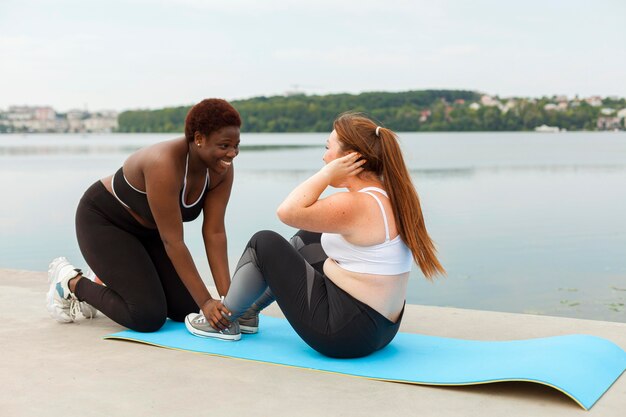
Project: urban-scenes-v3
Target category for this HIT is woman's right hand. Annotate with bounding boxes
[200,298,232,330]
[320,152,365,187]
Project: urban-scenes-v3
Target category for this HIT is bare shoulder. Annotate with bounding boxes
[126,137,186,188]
[319,190,368,216]
[323,189,360,204]
[132,138,185,169]
[346,189,397,245]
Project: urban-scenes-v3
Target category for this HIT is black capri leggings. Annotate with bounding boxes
[74,181,197,332]
[225,230,403,358]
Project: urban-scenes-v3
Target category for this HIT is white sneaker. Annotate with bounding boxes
[46,257,98,322]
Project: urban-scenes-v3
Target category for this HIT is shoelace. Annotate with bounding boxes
[68,295,81,322]
[80,302,96,319]
[194,313,231,334]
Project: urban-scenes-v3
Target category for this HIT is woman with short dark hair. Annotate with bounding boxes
[47,98,240,333]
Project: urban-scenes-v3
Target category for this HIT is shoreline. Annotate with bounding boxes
[2,268,626,416]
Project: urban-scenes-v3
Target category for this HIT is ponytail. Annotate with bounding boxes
[378,128,445,279]
[333,111,445,280]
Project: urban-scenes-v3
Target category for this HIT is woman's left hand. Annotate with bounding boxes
[200,298,232,330]
[320,152,366,186]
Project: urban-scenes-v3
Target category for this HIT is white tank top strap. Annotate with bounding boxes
[358,186,388,198]
[321,186,412,275]
[358,188,390,241]
[181,152,210,208]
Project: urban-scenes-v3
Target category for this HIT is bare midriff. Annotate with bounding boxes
[101,175,157,229]
[323,257,408,323]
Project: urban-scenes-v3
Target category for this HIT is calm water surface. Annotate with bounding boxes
[1,132,625,322]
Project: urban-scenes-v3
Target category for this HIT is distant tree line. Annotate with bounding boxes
[117,90,624,133]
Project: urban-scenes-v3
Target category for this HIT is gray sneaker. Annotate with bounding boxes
[237,309,259,334]
[185,312,241,341]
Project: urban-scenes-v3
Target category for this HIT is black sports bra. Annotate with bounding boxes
[111,153,209,223]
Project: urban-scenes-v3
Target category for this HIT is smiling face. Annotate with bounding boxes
[195,126,240,174]
[323,130,347,164]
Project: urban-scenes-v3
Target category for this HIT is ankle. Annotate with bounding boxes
[68,274,82,294]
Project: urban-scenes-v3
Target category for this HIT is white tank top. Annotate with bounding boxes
[320,187,413,275]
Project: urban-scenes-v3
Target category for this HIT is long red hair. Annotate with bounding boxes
[333,113,445,279]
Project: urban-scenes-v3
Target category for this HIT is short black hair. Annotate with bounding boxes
[184,99,241,142]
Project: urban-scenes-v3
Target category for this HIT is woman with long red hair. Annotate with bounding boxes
[186,112,445,357]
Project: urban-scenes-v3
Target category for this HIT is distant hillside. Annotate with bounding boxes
[117,90,625,133]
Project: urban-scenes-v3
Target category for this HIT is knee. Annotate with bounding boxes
[248,230,291,267]
[250,230,288,255]
[128,307,167,333]
[250,230,282,245]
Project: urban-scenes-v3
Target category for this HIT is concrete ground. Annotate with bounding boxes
[1,268,625,417]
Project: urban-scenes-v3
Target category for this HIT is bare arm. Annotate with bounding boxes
[144,153,231,329]
[277,152,365,234]
[202,163,234,297]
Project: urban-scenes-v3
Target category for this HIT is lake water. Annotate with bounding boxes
[1,132,625,322]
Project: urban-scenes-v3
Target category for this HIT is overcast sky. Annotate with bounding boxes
[1,0,625,112]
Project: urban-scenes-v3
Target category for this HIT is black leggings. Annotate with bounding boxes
[74,181,197,332]
[225,230,403,358]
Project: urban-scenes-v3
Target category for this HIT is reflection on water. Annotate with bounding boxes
[0,134,320,155]
[1,132,625,322]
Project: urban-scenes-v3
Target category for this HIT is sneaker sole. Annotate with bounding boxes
[184,317,241,341]
[239,325,258,334]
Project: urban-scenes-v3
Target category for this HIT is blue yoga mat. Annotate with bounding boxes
[105,315,626,410]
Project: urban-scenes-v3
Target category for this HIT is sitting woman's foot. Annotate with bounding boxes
[185,312,241,341]
[46,257,98,322]
[237,309,259,334]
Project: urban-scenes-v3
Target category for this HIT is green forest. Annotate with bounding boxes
[117,90,625,133]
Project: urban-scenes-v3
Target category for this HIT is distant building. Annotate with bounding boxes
[617,108,626,120]
[7,106,35,121]
[419,110,431,123]
[469,102,481,111]
[544,103,559,111]
[597,117,622,131]
[83,112,119,133]
[35,107,55,121]
[535,124,563,133]
[480,95,501,107]
[5,106,58,132]
[66,109,88,133]
[585,96,603,107]
[600,108,615,115]
[505,99,517,108]
[0,106,119,133]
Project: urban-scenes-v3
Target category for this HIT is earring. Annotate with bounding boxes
[196,143,200,147]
